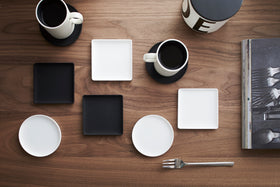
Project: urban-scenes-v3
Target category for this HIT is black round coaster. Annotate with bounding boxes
[145,42,188,84]
[39,4,82,46]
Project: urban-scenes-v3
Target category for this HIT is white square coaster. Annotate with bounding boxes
[178,88,219,129]
[91,39,132,81]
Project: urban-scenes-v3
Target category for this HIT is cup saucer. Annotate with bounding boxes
[39,4,82,47]
[145,42,188,84]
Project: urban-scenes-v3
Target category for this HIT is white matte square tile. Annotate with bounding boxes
[178,88,219,129]
[91,39,132,81]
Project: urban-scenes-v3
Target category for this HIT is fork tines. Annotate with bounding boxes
[268,67,280,77]
[271,88,280,100]
[162,159,176,168]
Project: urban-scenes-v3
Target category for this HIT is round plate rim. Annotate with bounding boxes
[132,114,174,157]
[18,114,62,157]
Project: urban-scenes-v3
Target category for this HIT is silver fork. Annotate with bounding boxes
[267,77,280,87]
[268,67,280,77]
[162,158,234,168]
[271,88,280,100]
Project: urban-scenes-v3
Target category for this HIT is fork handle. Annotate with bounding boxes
[185,162,234,167]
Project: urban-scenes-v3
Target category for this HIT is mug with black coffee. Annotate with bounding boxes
[182,0,243,33]
[143,39,189,77]
[36,0,83,39]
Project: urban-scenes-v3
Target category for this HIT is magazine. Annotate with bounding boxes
[242,38,280,149]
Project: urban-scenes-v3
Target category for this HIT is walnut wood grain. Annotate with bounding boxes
[0,0,280,186]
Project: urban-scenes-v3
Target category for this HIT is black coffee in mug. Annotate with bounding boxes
[158,41,187,70]
[37,0,66,27]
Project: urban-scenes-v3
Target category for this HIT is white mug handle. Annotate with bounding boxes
[70,12,83,24]
[143,53,157,63]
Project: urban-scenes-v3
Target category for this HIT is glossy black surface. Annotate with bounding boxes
[38,0,66,27]
[158,41,187,70]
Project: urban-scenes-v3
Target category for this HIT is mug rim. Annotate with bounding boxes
[35,0,69,30]
[156,39,189,72]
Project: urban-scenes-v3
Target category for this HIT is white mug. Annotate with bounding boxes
[182,0,243,33]
[36,0,83,39]
[143,39,189,77]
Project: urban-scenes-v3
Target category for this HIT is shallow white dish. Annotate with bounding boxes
[132,115,174,157]
[178,88,219,129]
[18,115,61,157]
[91,39,132,81]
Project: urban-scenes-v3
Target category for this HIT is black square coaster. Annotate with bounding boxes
[83,95,123,135]
[34,63,74,104]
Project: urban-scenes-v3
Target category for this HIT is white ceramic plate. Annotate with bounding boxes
[178,88,219,129]
[18,115,61,157]
[132,115,174,157]
[91,39,132,81]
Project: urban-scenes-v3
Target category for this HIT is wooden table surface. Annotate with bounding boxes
[0,0,280,186]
